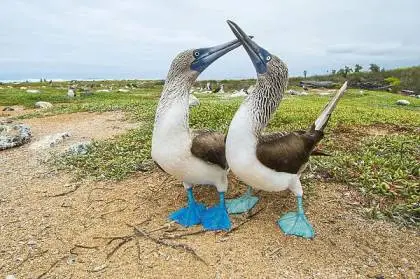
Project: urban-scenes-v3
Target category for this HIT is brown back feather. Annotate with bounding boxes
[191,130,228,169]
[256,130,324,173]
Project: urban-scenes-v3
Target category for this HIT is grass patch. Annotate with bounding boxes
[2,84,419,226]
[318,134,419,227]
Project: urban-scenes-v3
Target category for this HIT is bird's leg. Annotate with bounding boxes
[169,182,205,227]
[202,187,232,231]
[226,185,259,214]
[277,178,315,239]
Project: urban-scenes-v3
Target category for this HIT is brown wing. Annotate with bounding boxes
[191,130,228,170]
[256,130,324,173]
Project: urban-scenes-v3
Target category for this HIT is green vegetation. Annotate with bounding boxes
[1,81,419,226]
[289,65,420,93]
[328,134,419,227]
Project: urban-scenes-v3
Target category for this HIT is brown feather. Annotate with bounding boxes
[191,130,228,169]
[256,130,324,173]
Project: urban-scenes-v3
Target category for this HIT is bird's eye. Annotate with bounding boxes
[266,55,271,61]
[194,51,200,57]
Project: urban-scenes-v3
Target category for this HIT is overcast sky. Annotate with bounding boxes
[1,0,420,81]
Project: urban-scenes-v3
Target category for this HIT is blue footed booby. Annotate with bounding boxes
[225,20,348,238]
[151,38,246,231]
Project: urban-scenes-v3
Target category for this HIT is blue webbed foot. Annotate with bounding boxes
[278,196,315,239]
[169,188,205,227]
[202,192,232,231]
[226,186,259,214]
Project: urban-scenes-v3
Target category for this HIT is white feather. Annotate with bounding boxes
[226,104,298,192]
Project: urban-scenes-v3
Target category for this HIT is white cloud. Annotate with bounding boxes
[1,0,420,80]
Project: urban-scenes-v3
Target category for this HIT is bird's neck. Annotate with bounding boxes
[154,75,194,133]
[244,78,285,136]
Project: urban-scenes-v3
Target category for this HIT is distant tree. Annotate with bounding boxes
[331,69,336,75]
[369,64,380,72]
[354,64,363,72]
[381,67,386,72]
[303,70,307,79]
[344,66,353,76]
[337,68,346,77]
[384,76,401,93]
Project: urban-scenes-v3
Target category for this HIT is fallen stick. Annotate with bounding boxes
[126,223,207,265]
[228,207,264,234]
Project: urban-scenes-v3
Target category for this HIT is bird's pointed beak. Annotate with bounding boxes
[190,36,253,73]
[227,20,267,74]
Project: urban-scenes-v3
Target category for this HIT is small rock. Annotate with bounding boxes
[20,86,27,90]
[35,101,53,109]
[6,275,16,279]
[26,89,40,94]
[92,264,107,272]
[118,89,130,93]
[367,258,377,267]
[67,87,75,98]
[96,89,111,93]
[287,89,300,95]
[396,99,410,106]
[2,107,14,111]
[67,255,77,265]
[319,92,331,96]
[68,142,91,155]
[29,132,71,150]
[229,89,247,97]
[189,94,200,107]
[0,123,32,150]
[27,240,37,246]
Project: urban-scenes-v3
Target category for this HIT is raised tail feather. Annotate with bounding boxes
[312,81,348,132]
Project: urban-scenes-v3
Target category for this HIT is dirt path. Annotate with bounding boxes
[0,113,419,279]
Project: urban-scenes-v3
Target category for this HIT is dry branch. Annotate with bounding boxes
[127,223,207,265]
[228,207,264,234]
[48,184,81,197]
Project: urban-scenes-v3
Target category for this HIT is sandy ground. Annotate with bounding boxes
[0,112,419,279]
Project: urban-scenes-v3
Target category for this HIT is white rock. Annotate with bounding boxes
[6,275,16,279]
[35,101,53,109]
[118,89,130,93]
[96,89,111,93]
[67,89,75,98]
[287,89,304,95]
[26,89,40,94]
[68,142,91,155]
[396,99,410,105]
[20,86,28,90]
[229,89,247,98]
[299,92,309,96]
[0,123,32,150]
[189,94,200,107]
[319,92,331,96]
[29,132,71,150]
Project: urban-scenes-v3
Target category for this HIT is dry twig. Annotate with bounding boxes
[127,223,207,265]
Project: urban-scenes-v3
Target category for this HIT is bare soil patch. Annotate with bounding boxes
[0,114,419,279]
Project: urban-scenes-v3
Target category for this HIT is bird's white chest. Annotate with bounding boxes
[226,104,296,192]
[151,103,226,186]
[152,103,191,174]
